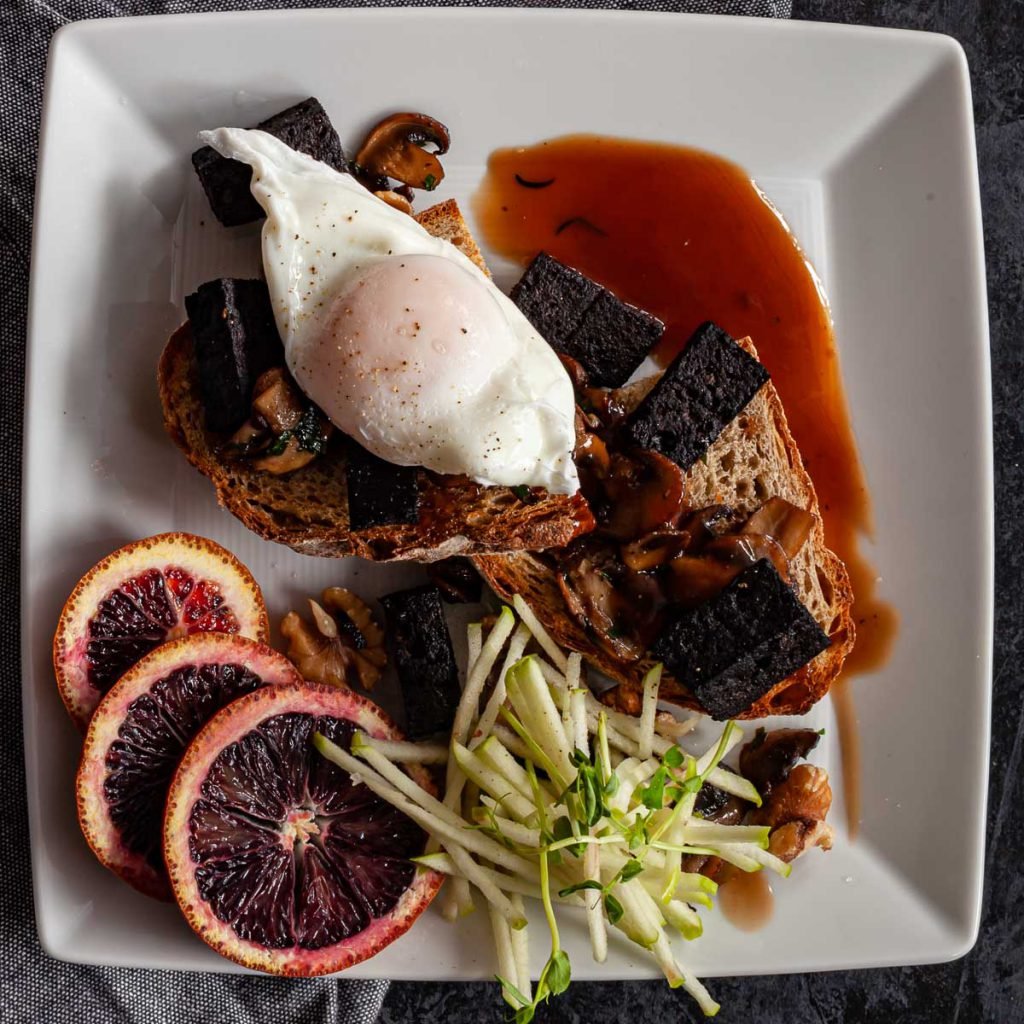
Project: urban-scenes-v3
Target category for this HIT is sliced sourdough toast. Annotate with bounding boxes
[162,192,853,717]
[158,199,593,562]
[475,341,855,720]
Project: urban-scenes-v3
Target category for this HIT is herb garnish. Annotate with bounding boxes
[267,431,292,456]
[557,856,645,925]
[496,762,573,1023]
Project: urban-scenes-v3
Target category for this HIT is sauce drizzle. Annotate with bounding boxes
[475,135,898,836]
[717,866,774,932]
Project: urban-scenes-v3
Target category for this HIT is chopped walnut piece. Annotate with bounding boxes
[281,587,386,690]
[751,763,834,863]
[767,819,835,863]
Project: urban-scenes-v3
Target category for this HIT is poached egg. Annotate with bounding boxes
[199,127,579,495]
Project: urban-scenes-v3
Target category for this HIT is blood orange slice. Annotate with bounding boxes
[164,684,442,976]
[54,533,269,729]
[77,634,302,900]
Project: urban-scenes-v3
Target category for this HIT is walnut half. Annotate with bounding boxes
[751,763,835,863]
[281,587,386,691]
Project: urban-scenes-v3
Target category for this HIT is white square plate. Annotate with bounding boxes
[23,9,992,979]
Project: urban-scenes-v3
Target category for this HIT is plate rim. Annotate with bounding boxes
[22,5,993,977]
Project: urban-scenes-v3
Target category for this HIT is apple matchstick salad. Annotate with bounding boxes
[56,533,832,1020]
[318,599,780,1019]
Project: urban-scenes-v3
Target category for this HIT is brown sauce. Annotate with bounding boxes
[717,866,774,932]
[831,678,863,837]
[475,136,898,834]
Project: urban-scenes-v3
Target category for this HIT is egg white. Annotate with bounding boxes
[198,127,579,495]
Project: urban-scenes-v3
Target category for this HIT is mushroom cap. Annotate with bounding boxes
[354,112,450,191]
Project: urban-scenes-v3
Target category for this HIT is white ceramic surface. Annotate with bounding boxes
[23,9,991,980]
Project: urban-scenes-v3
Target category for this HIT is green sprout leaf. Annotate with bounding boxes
[618,858,644,884]
[550,816,583,858]
[546,950,572,996]
[294,406,328,454]
[638,768,668,810]
[558,879,605,898]
[579,771,601,826]
[560,856,643,923]
[552,816,574,843]
[561,749,610,829]
[624,814,650,850]
[679,775,703,795]
[603,892,624,925]
[495,975,531,1009]
[267,430,292,456]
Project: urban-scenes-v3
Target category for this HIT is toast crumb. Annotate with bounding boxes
[414,199,490,276]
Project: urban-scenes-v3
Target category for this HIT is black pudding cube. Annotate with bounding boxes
[192,97,348,226]
[624,321,770,471]
[652,559,830,720]
[510,252,602,348]
[380,586,461,739]
[184,278,283,433]
[345,441,421,530]
[191,147,261,228]
[563,289,664,387]
[511,253,662,386]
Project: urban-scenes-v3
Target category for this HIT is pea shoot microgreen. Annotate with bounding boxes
[494,762,574,1023]
[557,855,645,925]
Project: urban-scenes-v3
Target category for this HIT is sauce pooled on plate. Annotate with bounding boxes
[474,134,898,850]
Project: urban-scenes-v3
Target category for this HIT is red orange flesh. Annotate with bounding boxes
[76,634,302,900]
[53,533,269,730]
[164,683,442,976]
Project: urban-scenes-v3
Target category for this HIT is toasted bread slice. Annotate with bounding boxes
[414,199,490,276]
[158,199,593,562]
[475,339,855,720]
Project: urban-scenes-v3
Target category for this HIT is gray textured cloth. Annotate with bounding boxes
[0,1,788,1021]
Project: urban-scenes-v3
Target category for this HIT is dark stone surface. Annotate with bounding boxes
[382,2,1024,1021]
